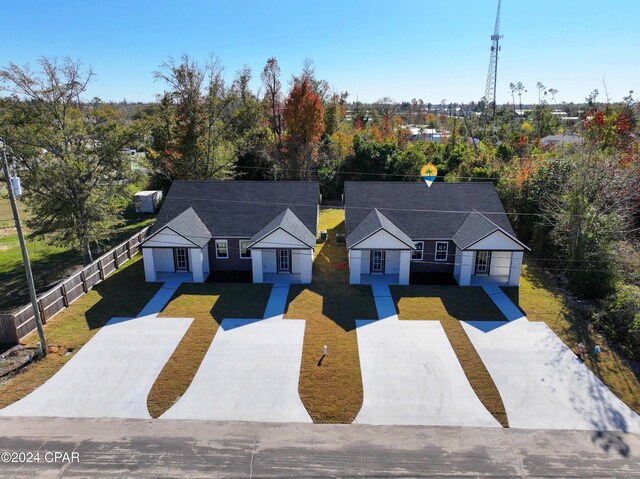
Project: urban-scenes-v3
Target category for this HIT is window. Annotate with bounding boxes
[215,239,228,259]
[411,242,423,261]
[435,241,448,261]
[239,240,251,259]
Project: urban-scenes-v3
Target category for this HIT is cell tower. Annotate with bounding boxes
[484,0,503,119]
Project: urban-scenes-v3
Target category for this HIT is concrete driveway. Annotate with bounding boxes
[0,281,192,419]
[162,285,312,423]
[0,314,191,419]
[354,318,500,427]
[463,320,640,431]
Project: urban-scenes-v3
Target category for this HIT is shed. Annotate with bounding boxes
[134,190,163,213]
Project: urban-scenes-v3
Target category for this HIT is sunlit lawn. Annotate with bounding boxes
[284,208,377,423]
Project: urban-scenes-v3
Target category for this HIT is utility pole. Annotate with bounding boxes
[1,140,47,353]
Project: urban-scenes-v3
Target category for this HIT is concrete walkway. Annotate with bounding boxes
[161,284,311,423]
[0,282,191,419]
[482,284,527,321]
[463,320,640,432]
[262,284,290,320]
[355,282,499,427]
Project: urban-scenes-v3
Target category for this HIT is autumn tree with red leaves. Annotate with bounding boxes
[281,78,324,179]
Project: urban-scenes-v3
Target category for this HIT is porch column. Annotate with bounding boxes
[349,249,361,284]
[142,248,156,282]
[508,251,524,286]
[252,249,263,283]
[300,248,313,284]
[458,250,474,286]
[453,246,462,278]
[190,248,204,283]
[398,250,411,285]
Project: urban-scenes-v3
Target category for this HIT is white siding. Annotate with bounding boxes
[291,250,303,274]
[252,228,309,249]
[144,228,196,248]
[153,248,175,272]
[349,250,362,284]
[466,230,524,251]
[262,250,277,273]
[352,229,411,250]
[361,250,371,274]
[385,250,400,275]
[203,246,210,274]
[490,251,511,276]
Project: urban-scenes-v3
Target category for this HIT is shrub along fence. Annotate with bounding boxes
[0,227,150,345]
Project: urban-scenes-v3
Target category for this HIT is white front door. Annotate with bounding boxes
[371,250,385,273]
[174,248,189,272]
[277,249,291,273]
[475,251,491,275]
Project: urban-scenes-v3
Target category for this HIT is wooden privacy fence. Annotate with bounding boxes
[0,226,150,345]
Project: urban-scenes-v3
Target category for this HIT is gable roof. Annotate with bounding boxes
[347,208,415,249]
[453,210,529,250]
[344,181,526,250]
[250,208,316,248]
[149,181,319,241]
[144,207,211,248]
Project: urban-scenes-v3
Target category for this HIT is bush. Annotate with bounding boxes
[592,284,640,360]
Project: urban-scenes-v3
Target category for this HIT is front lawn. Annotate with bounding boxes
[391,285,509,427]
[0,258,161,409]
[147,282,272,418]
[284,208,378,423]
[503,263,640,414]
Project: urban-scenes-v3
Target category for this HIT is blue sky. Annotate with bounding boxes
[1,0,638,104]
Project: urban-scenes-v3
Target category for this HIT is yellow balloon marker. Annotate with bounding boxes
[420,163,438,187]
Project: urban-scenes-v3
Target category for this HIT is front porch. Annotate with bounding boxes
[469,275,510,287]
[360,274,400,286]
[263,273,303,285]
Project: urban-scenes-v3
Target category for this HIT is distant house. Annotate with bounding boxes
[404,126,446,142]
[344,182,529,287]
[540,133,583,147]
[141,181,319,284]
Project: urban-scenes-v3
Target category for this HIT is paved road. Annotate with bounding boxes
[0,417,638,477]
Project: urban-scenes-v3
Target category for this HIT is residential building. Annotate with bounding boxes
[141,181,319,284]
[344,181,529,286]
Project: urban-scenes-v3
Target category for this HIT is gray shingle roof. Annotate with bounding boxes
[149,180,319,241]
[344,181,525,249]
[452,211,501,250]
[347,208,415,249]
[157,207,212,248]
[250,208,316,248]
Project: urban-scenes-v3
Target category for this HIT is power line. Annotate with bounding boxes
[149,193,629,220]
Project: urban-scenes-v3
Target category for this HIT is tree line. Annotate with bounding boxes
[0,56,638,359]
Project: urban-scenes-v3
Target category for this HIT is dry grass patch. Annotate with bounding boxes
[503,262,640,414]
[285,208,377,423]
[0,258,160,409]
[147,282,272,418]
[391,285,509,427]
